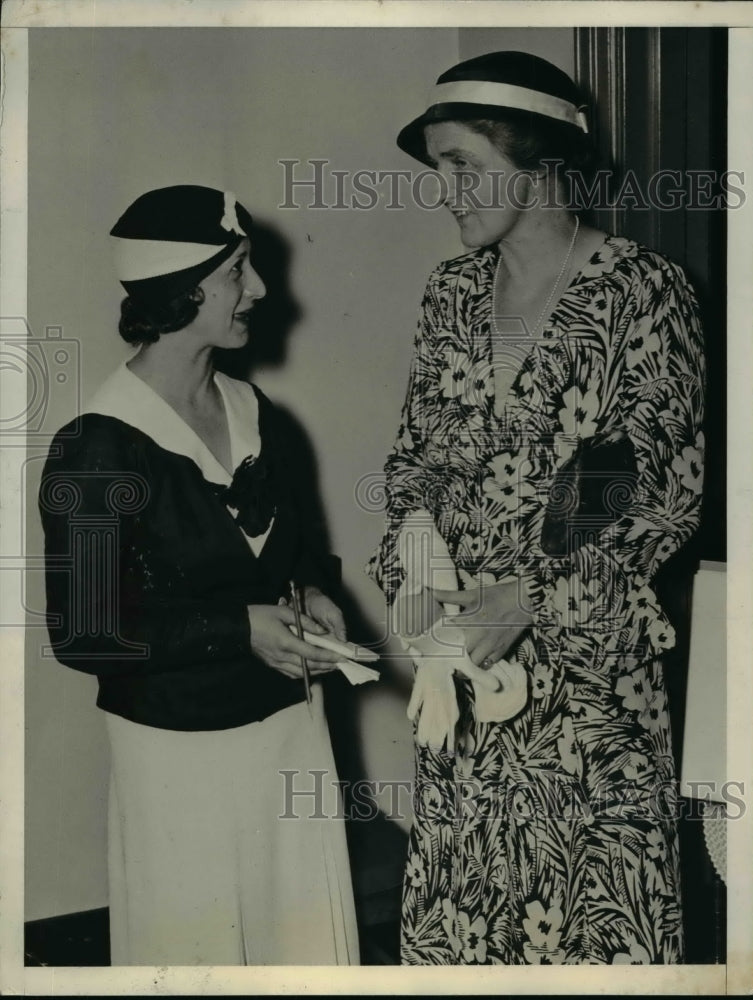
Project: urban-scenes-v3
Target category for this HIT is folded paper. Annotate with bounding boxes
[335,658,381,686]
[287,626,380,686]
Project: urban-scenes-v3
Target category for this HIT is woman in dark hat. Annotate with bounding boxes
[368,52,705,964]
[40,185,360,965]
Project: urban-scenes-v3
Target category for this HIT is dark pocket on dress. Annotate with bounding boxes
[541,429,639,557]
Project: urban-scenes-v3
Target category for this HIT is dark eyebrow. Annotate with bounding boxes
[442,147,475,160]
[230,244,250,262]
[426,146,475,168]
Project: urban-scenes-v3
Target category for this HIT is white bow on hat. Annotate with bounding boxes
[220,191,244,236]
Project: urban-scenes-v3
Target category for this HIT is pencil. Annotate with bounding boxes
[289,581,312,705]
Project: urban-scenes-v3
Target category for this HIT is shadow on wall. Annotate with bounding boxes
[215,219,411,945]
[215,218,302,375]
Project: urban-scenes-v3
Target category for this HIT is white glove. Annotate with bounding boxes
[395,510,529,748]
[409,617,529,723]
[405,653,460,751]
[470,656,529,722]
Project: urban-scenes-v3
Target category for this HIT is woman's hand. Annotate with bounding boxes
[392,586,444,639]
[303,585,347,642]
[247,604,341,679]
[430,579,533,667]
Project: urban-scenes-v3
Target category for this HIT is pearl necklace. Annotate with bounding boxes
[491,216,580,338]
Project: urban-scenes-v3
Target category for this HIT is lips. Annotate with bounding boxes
[233,305,255,321]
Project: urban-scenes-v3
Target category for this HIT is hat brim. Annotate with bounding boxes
[121,237,244,306]
[397,102,567,166]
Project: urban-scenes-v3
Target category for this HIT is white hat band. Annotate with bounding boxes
[430,80,588,133]
[111,237,232,282]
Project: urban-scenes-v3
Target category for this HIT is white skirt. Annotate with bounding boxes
[105,684,360,965]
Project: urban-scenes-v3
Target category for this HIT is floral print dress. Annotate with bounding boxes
[367,235,705,965]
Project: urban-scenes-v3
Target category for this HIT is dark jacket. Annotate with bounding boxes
[40,387,332,731]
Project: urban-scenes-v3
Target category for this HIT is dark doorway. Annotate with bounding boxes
[576,27,728,964]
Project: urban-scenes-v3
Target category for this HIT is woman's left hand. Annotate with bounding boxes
[303,586,347,642]
[431,580,532,667]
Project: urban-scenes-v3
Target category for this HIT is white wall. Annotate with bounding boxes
[25,26,574,921]
[24,25,459,922]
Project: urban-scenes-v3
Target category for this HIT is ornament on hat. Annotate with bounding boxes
[109,185,252,305]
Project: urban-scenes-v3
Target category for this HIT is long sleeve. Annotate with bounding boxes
[41,417,253,678]
[366,274,446,603]
[520,257,706,663]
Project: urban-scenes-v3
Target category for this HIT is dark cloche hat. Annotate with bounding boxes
[397,51,588,166]
[110,185,253,305]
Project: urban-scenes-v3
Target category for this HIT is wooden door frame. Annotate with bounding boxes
[575,26,727,564]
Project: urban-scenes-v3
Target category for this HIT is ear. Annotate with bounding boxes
[528,163,549,183]
[515,170,540,208]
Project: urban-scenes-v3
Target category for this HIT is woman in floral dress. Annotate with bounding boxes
[367,52,705,965]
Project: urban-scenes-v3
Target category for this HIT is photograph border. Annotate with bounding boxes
[1,2,751,995]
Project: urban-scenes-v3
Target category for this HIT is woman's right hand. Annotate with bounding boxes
[247,604,342,679]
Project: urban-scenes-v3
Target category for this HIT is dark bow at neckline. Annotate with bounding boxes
[210,451,277,537]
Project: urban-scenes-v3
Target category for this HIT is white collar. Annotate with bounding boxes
[82,363,261,486]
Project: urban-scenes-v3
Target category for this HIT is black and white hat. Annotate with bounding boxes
[110,185,253,304]
[397,51,588,166]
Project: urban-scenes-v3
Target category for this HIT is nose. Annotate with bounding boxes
[242,261,266,301]
[435,166,466,208]
[435,165,455,205]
